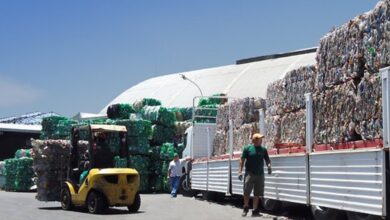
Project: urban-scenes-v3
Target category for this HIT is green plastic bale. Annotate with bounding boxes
[114,156,128,168]
[139,173,149,193]
[148,174,163,192]
[162,161,171,192]
[197,94,227,106]
[143,98,161,106]
[141,106,176,127]
[15,149,32,159]
[115,119,152,138]
[4,158,18,191]
[41,116,78,140]
[129,155,150,175]
[14,158,34,191]
[107,103,135,119]
[151,125,175,145]
[133,98,162,113]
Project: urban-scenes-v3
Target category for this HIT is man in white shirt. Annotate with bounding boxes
[167,153,191,198]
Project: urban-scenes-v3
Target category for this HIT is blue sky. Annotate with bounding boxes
[0,0,378,117]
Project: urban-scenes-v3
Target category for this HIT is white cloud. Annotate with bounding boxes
[0,75,43,107]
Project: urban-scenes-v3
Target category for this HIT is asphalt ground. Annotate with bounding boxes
[0,191,313,220]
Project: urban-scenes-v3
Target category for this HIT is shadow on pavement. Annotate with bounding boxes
[38,206,144,215]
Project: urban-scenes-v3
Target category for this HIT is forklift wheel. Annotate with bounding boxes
[127,193,141,213]
[87,191,105,214]
[60,187,73,210]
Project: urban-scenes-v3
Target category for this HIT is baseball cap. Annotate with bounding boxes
[173,153,179,157]
[252,133,264,140]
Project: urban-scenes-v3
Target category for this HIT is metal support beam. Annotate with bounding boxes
[228,119,233,159]
[305,93,314,153]
[305,93,313,206]
[259,109,266,135]
[381,67,390,148]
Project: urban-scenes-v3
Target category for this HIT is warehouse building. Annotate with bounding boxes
[0,112,58,160]
[100,48,316,113]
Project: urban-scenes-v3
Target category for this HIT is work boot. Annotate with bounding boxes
[241,206,249,217]
[252,209,262,217]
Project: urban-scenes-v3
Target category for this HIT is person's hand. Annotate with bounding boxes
[238,172,243,181]
[267,165,272,175]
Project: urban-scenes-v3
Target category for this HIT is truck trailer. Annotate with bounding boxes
[181,67,390,220]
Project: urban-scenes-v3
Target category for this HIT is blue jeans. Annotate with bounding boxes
[170,176,180,197]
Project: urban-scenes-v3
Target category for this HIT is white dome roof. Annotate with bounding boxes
[100,48,316,114]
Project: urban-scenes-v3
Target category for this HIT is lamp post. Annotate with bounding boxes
[180,74,204,97]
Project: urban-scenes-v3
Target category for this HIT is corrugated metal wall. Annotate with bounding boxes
[207,160,230,193]
[309,149,385,216]
[265,155,308,204]
[191,162,208,191]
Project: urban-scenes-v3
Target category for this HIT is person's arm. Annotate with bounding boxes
[264,149,271,167]
[167,163,172,178]
[238,148,247,180]
[264,148,272,174]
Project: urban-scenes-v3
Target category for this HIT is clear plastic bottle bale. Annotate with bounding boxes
[280,110,306,146]
[264,115,281,148]
[282,66,317,112]
[266,80,284,116]
[313,81,357,144]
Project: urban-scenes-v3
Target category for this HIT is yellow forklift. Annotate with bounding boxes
[60,124,140,214]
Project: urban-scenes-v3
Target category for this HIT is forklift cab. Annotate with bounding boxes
[62,124,140,214]
[69,124,129,189]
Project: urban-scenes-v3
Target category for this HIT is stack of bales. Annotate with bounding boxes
[264,66,317,148]
[148,143,185,193]
[213,97,266,155]
[31,140,72,201]
[40,116,78,140]
[312,0,389,144]
[0,161,5,189]
[4,149,34,192]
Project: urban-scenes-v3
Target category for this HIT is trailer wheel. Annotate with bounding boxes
[202,191,224,202]
[311,205,346,220]
[262,198,282,213]
[180,175,194,197]
[346,211,382,220]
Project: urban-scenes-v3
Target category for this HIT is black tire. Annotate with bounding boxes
[202,191,224,202]
[87,191,105,214]
[128,193,141,213]
[180,175,194,197]
[60,187,73,211]
[311,205,346,220]
[346,211,382,220]
[262,198,283,213]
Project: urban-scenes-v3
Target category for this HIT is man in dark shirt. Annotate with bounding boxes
[238,133,271,217]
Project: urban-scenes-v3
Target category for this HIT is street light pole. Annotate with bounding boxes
[180,74,204,97]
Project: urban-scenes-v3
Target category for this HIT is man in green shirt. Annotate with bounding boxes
[238,133,271,217]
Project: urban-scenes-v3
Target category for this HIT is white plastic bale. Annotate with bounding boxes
[282,66,317,112]
[31,139,88,201]
[313,81,357,144]
[266,80,284,116]
[316,0,390,88]
[213,130,228,156]
[263,115,281,148]
[215,97,266,132]
[280,110,306,146]
[232,123,259,152]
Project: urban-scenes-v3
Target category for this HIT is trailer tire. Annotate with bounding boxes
[202,191,224,202]
[311,205,346,220]
[262,198,282,213]
[179,175,194,197]
[346,211,382,220]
